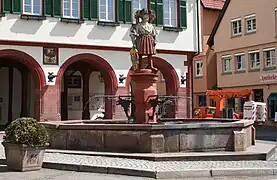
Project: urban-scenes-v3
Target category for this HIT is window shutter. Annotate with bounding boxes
[12,0,21,13]
[82,0,90,19]
[44,0,53,16]
[150,0,156,10]
[118,0,124,22]
[156,0,163,25]
[118,0,131,23]
[150,0,163,25]
[125,0,132,23]
[3,0,11,12]
[53,0,62,17]
[90,0,98,19]
[180,0,187,28]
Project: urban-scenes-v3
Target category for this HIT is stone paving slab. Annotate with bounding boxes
[1,142,277,178]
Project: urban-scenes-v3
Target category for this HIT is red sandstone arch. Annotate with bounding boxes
[0,49,46,121]
[56,53,118,119]
[126,56,180,95]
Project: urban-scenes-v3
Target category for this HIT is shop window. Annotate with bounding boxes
[210,99,216,107]
[268,93,277,120]
[253,89,264,102]
[198,95,206,107]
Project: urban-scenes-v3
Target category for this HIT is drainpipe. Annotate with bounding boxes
[190,0,201,116]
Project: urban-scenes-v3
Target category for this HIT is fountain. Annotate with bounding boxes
[41,9,275,160]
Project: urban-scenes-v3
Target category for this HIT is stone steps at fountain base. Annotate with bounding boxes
[45,141,276,161]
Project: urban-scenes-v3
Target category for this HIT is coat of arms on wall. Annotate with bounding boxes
[43,47,58,65]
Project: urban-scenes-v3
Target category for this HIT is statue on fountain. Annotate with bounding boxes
[130,8,158,73]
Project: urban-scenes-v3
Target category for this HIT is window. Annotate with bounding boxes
[132,0,147,22]
[163,0,177,27]
[67,75,81,88]
[63,0,79,18]
[99,0,115,21]
[235,54,245,71]
[231,18,242,36]
[249,51,260,69]
[222,56,232,73]
[198,95,206,107]
[245,14,256,34]
[264,48,276,68]
[275,8,277,37]
[195,60,203,77]
[23,0,42,15]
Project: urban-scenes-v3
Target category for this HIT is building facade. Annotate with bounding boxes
[208,0,277,123]
[193,0,224,108]
[0,0,201,124]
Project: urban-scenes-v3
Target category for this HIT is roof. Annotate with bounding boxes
[201,0,225,10]
[207,0,231,47]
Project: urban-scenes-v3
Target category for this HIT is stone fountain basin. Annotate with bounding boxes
[41,119,255,153]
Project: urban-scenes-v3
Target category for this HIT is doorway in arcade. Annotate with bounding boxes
[0,59,35,128]
[60,62,106,120]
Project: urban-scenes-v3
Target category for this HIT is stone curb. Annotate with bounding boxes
[1,159,277,178]
[42,162,157,178]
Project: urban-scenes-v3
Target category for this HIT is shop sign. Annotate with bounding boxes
[260,73,277,83]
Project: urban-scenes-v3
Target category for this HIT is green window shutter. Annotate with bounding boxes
[156,0,163,25]
[3,0,11,12]
[12,0,21,13]
[90,0,98,19]
[44,0,53,16]
[118,0,124,22]
[150,0,163,25]
[150,0,156,24]
[125,0,132,23]
[53,0,61,17]
[180,0,187,28]
[150,0,156,10]
[118,0,131,23]
[82,0,90,19]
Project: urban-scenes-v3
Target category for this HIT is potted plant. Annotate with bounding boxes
[2,117,49,172]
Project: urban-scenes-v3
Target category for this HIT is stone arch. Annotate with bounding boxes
[56,53,118,119]
[125,56,180,95]
[0,49,46,121]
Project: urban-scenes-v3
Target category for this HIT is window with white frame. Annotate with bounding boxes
[99,0,114,21]
[222,56,232,73]
[163,0,177,27]
[249,51,260,69]
[23,0,42,15]
[235,54,245,71]
[264,48,276,68]
[245,14,256,33]
[63,0,79,18]
[231,18,242,36]
[195,60,203,77]
[132,0,147,22]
